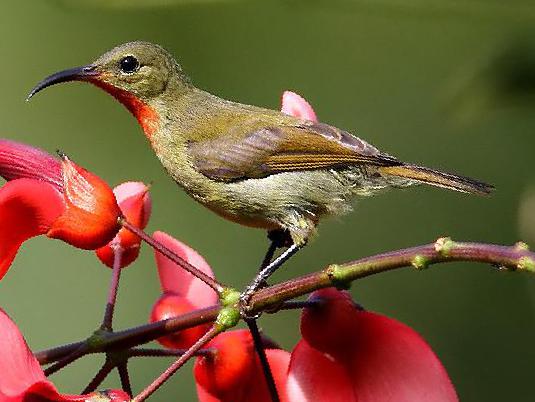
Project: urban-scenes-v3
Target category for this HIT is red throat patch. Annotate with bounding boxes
[91,80,160,138]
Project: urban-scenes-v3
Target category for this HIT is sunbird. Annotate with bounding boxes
[28,41,493,298]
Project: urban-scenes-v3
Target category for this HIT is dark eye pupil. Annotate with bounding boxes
[120,56,139,73]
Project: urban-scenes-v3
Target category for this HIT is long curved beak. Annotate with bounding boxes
[27,64,98,101]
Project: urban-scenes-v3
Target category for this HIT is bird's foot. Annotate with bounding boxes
[239,242,303,319]
[238,280,267,319]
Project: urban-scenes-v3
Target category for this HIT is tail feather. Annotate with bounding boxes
[379,164,494,195]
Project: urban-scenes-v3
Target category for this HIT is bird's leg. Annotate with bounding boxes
[248,243,302,292]
[240,230,287,312]
[240,230,303,311]
[243,230,288,402]
[259,234,281,273]
[256,230,290,286]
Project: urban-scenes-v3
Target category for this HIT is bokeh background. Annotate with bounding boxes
[1,1,535,401]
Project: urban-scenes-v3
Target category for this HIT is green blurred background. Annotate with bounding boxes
[1,0,535,400]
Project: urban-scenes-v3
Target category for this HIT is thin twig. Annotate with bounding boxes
[128,348,187,358]
[35,341,84,364]
[118,362,133,397]
[82,360,114,394]
[44,345,88,376]
[276,299,323,311]
[101,244,124,331]
[128,347,213,358]
[132,326,221,402]
[121,219,225,293]
[246,319,280,402]
[103,306,219,352]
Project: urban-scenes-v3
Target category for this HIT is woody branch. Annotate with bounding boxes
[35,237,535,366]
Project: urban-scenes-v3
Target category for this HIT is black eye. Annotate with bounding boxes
[119,55,140,74]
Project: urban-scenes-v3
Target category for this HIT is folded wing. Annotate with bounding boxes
[188,121,401,182]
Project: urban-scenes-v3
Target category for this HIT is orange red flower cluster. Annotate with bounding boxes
[0,139,121,278]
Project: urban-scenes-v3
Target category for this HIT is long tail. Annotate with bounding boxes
[379,164,494,195]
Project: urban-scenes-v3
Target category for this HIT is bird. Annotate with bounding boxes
[28,41,493,295]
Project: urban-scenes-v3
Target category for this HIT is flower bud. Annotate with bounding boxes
[96,181,152,268]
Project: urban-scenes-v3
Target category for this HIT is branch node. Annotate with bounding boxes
[216,307,240,330]
[326,264,351,290]
[86,329,109,351]
[434,237,456,256]
[220,287,240,307]
[514,241,530,252]
[411,254,430,270]
[517,256,535,272]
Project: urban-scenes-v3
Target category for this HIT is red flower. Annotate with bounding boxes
[194,329,291,402]
[0,307,129,402]
[149,231,218,349]
[286,288,458,402]
[96,181,152,268]
[0,139,122,279]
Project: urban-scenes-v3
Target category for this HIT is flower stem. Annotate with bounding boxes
[131,325,221,402]
[128,347,213,358]
[82,360,114,393]
[101,244,124,331]
[121,219,225,293]
[36,341,84,364]
[44,345,88,376]
[276,299,323,311]
[117,362,133,397]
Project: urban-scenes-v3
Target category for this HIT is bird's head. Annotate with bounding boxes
[28,41,192,135]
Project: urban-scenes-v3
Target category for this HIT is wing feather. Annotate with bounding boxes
[188,121,401,182]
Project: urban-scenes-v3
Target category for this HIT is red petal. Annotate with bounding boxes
[24,386,131,402]
[287,340,354,402]
[298,289,458,402]
[0,179,64,279]
[95,243,140,270]
[0,308,60,401]
[280,91,318,122]
[153,231,217,308]
[114,182,151,229]
[47,157,121,250]
[95,182,151,269]
[150,293,211,349]
[259,349,290,401]
[196,383,221,402]
[300,288,361,353]
[194,330,290,402]
[0,139,62,188]
[194,330,256,397]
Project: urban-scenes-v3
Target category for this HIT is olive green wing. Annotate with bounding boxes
[188,121,402,182]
